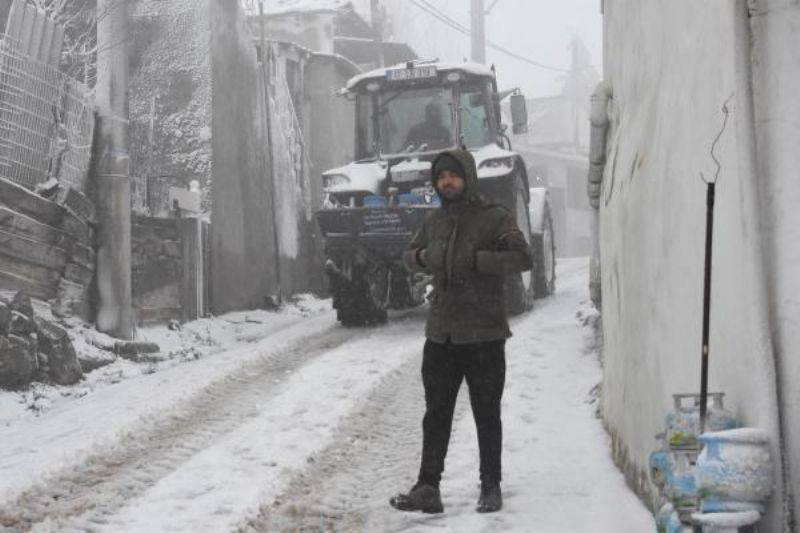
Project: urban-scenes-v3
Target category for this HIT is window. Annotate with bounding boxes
[355,95,376,160]
[459,85,494,148]
[378,87,455,155]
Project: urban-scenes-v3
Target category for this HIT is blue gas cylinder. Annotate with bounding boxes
[665,393,737,450]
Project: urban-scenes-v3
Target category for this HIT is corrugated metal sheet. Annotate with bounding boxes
[4,0,64,65]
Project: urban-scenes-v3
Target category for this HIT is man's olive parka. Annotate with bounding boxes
[403,149,533,344]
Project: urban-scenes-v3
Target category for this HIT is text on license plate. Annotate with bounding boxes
[386,66,438,82]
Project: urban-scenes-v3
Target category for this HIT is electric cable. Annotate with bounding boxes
[409,0,569,72]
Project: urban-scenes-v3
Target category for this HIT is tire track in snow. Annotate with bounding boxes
[0,322,391,532]
[242,345,472,532]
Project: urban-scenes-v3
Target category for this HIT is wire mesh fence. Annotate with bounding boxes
[0,35,94,194]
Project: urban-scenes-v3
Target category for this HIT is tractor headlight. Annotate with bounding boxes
[323,174,351,191]
[479,157,515,170]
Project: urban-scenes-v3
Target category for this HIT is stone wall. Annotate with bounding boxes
[131,0,335,314]
[132,216,208,324]
[599,0,795,528]
[131,217,182,323]
[129,0,213,215]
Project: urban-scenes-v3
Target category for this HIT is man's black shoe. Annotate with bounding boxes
[389,483,444,514]
[476,482,502,513]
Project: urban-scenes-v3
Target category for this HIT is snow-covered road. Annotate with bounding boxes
[0,258,655,532]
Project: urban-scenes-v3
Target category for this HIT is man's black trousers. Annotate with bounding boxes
[417,338,506,488]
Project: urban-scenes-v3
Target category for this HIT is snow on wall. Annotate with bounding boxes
[269,74,315,260]
[750,0,800,523]
[253,10,337,54]
[129,0,213,213]
[600,0,791,528]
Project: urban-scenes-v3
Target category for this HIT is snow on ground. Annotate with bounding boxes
[392,258,656,532]
[99,319,426,533]
[0,260,655,532]
[0,296,333,504]
[0,295,331,423]
[245,258,656,533]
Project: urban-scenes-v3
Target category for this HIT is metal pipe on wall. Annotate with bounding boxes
[587,81,612,307]
[731,0,795,528]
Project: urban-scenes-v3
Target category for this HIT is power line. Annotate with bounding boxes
[486,0,502,14]
[414,0,470,33]
[409,0,568,72]
[416,0,568,72]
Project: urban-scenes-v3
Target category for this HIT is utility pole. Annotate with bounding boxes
[370,0,385,67]
[95,0,134,340]
[471,0,486,64]
[259,0,282,304]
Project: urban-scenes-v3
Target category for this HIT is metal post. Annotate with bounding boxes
[471,0,486,64]
[259,0,282,304]
[146,93,156,213]
[95,0,133,339]
[370,0,385,67]
[699,182,715,434]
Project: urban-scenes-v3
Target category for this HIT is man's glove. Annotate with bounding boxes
[424,244,446,273]
[416,248,427,267]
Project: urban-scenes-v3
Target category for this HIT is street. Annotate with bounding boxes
[0,259,653,532]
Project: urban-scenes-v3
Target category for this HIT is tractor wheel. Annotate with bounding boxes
[505,176,535,317]
[532,200,556,298]
[334,263,390,327]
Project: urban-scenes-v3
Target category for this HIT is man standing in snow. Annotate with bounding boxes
[390,149,533,514]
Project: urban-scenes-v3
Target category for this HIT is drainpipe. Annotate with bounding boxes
[588,81,612,308]
[732,0,795,529]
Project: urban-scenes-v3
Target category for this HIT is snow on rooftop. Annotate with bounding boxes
[244,0,348,16]
[345,61,496,91]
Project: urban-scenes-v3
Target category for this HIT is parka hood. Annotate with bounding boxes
[431,149,481,206]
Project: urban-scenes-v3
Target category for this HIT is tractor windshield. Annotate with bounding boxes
[354,78,497,159]
[356,86,456,159]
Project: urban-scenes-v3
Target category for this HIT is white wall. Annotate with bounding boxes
[750,0,800,523]
[600,0,791,528]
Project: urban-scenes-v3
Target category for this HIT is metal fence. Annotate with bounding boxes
[0,35,94,193]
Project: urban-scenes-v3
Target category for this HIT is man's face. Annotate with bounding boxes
[436,170,466,200]
[426,105,442,125]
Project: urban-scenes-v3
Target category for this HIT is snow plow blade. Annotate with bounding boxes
[316,206,434,259]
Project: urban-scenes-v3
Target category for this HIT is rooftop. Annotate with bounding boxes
[244,0,348,16]
[345,61,496,91]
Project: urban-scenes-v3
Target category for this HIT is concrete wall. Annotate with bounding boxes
[750,0,800,524]
[304,55,356,203]
[209,0,279,313]
[600,0,794,528]
[303,54,357,293]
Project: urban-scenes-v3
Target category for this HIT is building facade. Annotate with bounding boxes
[596,1,800,529]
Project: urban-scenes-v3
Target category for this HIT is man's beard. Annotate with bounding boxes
[440,187,464,201]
